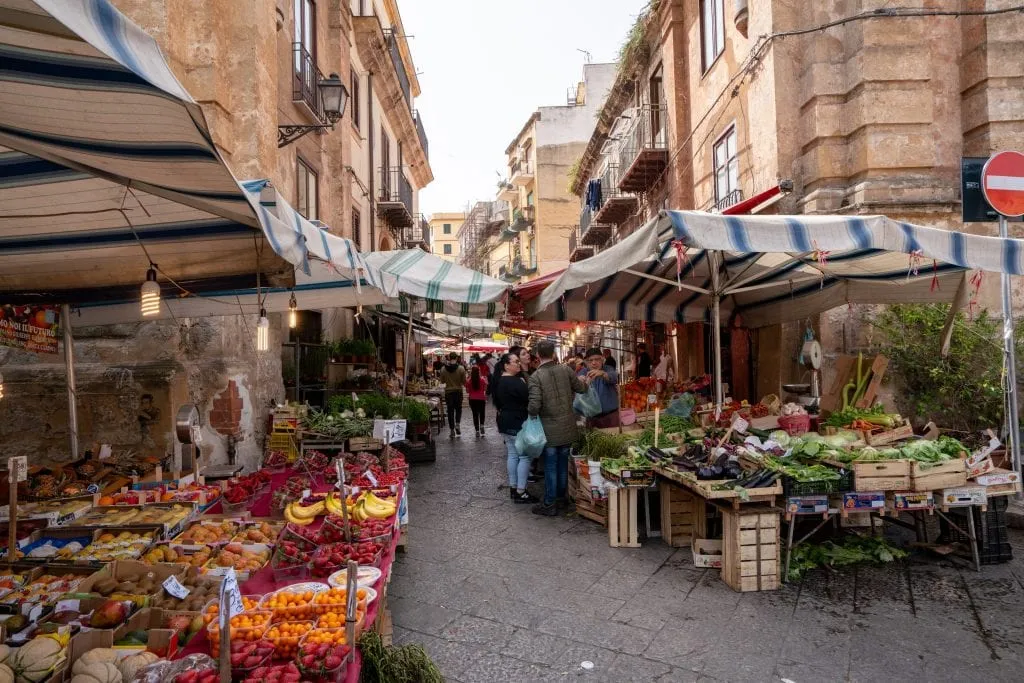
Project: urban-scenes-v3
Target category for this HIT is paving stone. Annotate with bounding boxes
[468,596,554,630]
[535,610,652,655]
[439,613,516,647]
[547,642,620,679]
[587,568,653,598]
[457,651,554,683]
[602,653,672,680]
[503,628,577,666]
[505,582,626,620]
[389,631,474,680]
[387,596,460,636]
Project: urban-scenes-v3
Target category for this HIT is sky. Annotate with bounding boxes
[399,0,650,216]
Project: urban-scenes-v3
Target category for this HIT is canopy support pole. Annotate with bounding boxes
[403,298,415,396]
[709,252,724,409]
[939,272,969,358]
[61,304,79,460]
[999,216,1021,474]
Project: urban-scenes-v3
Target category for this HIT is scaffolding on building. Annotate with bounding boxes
[457,200,494,272]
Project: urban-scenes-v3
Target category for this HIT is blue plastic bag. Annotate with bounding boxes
[515,416,547,458]
[573,385,603,418]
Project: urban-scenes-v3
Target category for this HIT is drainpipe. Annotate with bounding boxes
[367,74,376,251]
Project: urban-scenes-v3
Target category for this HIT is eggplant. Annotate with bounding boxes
[697,465,723,480]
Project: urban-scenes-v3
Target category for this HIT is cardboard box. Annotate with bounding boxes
[692,538,723,568]
[842,492,886,510]
[967,457,995,478]
[940,486,987,508]
[893,491,935,511]
[73,560,187,604]
[112,608,180,658]
[973,469,1020,486]
[786,496,828,515]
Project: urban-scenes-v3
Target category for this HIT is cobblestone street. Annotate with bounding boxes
[392,430,1024,682]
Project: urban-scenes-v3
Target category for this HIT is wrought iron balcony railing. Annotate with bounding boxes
[292,43,325,120]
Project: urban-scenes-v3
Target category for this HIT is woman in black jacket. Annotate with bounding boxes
[492,353,537,504]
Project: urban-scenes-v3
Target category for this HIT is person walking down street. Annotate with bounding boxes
[440,352,467,438]
[489,344,522,399]
[580,347,620,429]
[465,365,489,437]
[493,354,537,504]
[528,340,587,516]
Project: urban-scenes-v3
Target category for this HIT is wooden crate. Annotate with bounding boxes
[607,487,640,548]
[910,458,967,492]
[348,437,383,452]
[659,481,696,548]
[722,506,780,592]
[852,460,912,491]
[862,420,914,446]
[575,498,608,527]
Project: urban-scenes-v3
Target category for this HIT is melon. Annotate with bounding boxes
[73,650,118,675]
[68,662,122,683]
[116,652,159,682]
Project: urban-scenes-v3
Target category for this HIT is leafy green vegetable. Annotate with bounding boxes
[823,404,886,428]
[787,535,908,581]
[635,415,695,447]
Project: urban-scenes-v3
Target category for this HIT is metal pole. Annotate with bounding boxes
[61,304,79,460]
[709,252,724,408]
[402,300,414,395]
[999,215,1021,473]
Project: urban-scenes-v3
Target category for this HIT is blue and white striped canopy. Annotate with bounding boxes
[362,250,508,306]
[0,0,320,301]
[527,211,1018,328]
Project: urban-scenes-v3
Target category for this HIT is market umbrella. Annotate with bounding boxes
[0,1,334,300]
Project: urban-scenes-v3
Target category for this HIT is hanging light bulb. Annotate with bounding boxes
[0,371,5,400]
[140,266,160,317]
[256,309,269,352]
[288,292,298,329]
[575,324,582,336]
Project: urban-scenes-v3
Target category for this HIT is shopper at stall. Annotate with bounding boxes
[528,340,587,516]
[440,352,467,438]
[489,344,522,400]
[581,347,621,428]
[465,365,489,437]
[636,343,653,378]
[493,353,537,504]
[519,347,535,377]
[602,348,617,369]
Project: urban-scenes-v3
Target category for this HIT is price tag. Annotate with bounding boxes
[190,425,203,447]
[364,470,379,487]
[55,599,80,614]
[98,444,112,460]
[335,459,345,490]
[219,568,243,619]
[7,456,27,484]
[647,394,658,405]
[301,489,311,500]
[352,393,359,403]
[163,575,190,599]
[730,413,749,434]
[372,419,406,444]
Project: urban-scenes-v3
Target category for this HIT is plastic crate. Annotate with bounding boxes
[782,469,854,497]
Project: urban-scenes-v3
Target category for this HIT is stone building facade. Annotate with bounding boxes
[428,212,466,262]
[570,0,1024,399]
[0,0,431,470]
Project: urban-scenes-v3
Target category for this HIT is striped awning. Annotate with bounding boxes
[526,211,1016,328]
[361,250,507,305]
[374,294,503,321]
[0,0,319,300]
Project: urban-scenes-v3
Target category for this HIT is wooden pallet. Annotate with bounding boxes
[722,505,781,592]
[654,465,781,508]
[608,487,640,548]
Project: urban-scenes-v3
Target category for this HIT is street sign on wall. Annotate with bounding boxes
[982,151,1024,217]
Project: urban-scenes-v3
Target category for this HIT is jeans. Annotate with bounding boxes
[468,399,486,431]
[445,390,463,430]
[542,445,571,506]
[504,433,531,492]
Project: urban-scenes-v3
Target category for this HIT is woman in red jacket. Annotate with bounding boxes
[465,365,489,437]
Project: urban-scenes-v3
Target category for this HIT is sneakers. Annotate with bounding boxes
[449,429,455,439]
[531,503,558,517]
[513,490,538,504]
[455,427,461,436]
[478,427,485,437]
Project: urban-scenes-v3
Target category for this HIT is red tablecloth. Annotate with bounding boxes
[176,468,403,683]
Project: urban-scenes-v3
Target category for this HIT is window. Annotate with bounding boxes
[380,128,391,197]
[713,126,738,205]
[443,243,452,255]
[526,191,534,206]
[294,0,316,63]
[351,208,361,250]
[296,158,318,220]
[350,69,360,129]
[442,223,452,235]
[700,0,725,71]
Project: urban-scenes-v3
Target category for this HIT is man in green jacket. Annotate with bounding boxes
[439,352,467,438]
[528,340,587,516]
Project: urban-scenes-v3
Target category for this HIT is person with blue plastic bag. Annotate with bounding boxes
[492,353,538,504]
[578,347,620,429]
[527,340,587,516]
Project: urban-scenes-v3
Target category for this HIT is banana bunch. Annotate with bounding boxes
[359,491,397,520]
[283,499,326,526]
[324,492,346,516]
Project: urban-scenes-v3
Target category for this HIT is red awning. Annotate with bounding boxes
[512,270,565,301]
[721,184,783,215]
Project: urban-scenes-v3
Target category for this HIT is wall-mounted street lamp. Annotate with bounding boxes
[278,73,349,147]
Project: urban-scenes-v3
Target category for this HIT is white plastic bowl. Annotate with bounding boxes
[327,566,382,591]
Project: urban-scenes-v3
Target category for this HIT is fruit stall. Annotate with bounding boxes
[0,434,426,683]
[572,403,1020,591]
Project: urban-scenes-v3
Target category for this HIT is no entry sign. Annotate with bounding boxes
[982,151,1024,217]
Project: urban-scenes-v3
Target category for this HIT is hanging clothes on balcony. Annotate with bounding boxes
[586,179,603,211]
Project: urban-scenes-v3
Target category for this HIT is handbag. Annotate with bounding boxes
[573,385,603,418]
[515,416,547,458]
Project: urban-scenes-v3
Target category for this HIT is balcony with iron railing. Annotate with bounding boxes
[510,205,534,232]
[713,189,744,213]
[399,214,430,250]
[377,167,413,228]
[579,204,613,247]
[592,164,638,225]
[413,110,429,161]
[498,263,520,283]
[510,157,534,186]
[292,43,326,121]
[382,28,411,108]
[496,180,517,202]
[617,103,669,193]
[569,225,594,262]
[485,200,509,237]
[511,254,537,277]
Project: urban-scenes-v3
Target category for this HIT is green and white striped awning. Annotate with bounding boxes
[361,250,507,306]
[375,294,503,320]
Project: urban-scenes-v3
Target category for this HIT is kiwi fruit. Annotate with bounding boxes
[94,578,119,596]
[115,581,137,593]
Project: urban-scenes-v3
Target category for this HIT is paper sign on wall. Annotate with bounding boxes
[373,419,406,444]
